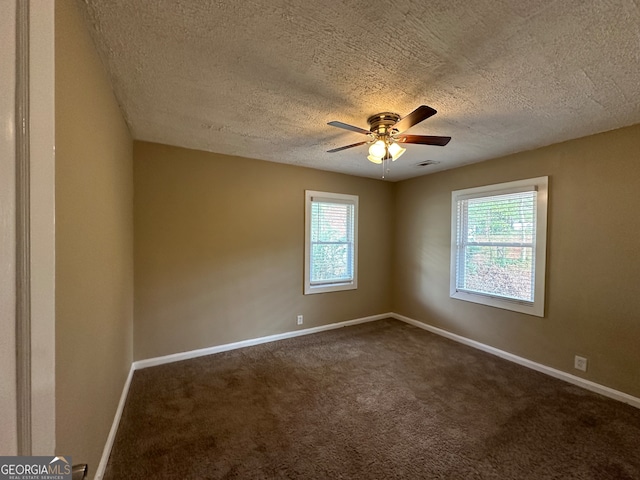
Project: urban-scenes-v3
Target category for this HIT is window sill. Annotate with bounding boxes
[304,282,357,295]
[450,289,544,317]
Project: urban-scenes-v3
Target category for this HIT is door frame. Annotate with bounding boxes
[0,0,18,456]
[3,0,56,456]
[27,0,56,455]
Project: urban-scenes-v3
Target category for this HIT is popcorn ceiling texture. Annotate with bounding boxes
[79,0,640,180]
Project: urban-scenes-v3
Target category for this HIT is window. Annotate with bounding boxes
[305,191,358,294]
[450,177,548,316]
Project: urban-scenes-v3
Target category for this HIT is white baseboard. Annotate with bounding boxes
[392,313,640,410]
[94,365,135,480]
[133,312,393,370]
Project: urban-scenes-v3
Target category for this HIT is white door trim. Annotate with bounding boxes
[27,0,56,455]
[0,0,18,456]
[15,0,32,455]
[11,0,56,456]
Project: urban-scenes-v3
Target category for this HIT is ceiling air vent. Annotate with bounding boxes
[416,160,441,167]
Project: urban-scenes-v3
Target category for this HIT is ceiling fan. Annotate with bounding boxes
[327,105,451,164]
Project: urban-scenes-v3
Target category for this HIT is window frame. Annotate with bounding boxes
[450,176,549,317]
[304,190,358,295]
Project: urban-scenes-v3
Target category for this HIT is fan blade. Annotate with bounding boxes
[396,134,451,146]
[394,105,437,133]
[327,141,368,153]
[327,121,371,135]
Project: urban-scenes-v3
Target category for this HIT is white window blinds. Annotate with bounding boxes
[310,197,355,286]
[455,189,538,303]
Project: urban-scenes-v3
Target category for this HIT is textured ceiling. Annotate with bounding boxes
[79,0,640,181]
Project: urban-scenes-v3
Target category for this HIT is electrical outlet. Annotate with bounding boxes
[297,315,303,325]
[574,355,588,372]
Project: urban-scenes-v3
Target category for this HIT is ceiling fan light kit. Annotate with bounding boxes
[327,105,451,176]
[366,140,405,164]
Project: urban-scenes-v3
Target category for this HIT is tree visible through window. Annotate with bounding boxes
[458,191,536,301]
[310,201,354,284]
[450,177,548,316]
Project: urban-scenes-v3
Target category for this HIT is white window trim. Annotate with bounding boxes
[305,190,358,295]
[450,176,549,317]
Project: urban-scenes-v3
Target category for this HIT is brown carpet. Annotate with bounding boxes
[104,319,640,479]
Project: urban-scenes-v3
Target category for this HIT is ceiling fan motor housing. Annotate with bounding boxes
[367,112,401,137]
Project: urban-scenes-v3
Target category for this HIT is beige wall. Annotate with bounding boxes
[134,142,394,360]
[393,124,640,397]
[55,0,134,471]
